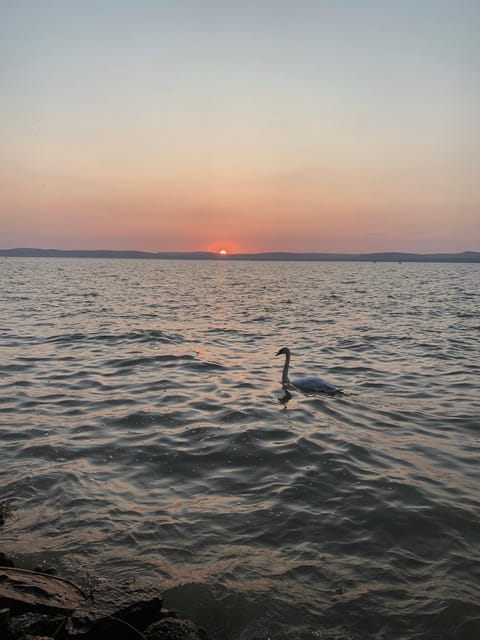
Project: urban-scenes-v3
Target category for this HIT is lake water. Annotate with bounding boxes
[1,258,479,639]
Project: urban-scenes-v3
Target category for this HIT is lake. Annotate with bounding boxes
[1,258,479,639]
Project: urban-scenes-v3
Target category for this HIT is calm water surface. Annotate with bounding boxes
[1,258,479,639]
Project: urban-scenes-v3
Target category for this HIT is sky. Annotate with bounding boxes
[1,0,479,253]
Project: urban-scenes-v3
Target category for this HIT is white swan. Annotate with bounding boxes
[276,347,341,394]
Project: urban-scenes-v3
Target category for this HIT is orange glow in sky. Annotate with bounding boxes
[1,2,478,253]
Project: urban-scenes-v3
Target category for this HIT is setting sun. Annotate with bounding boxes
[219,249,227,255]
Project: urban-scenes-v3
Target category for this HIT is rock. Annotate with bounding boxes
[7,612,61,639]
[1,564,211,640]
[0,607,9,635]
[144,618,211,640]
[0,567,85,614]
[65,578,163,638]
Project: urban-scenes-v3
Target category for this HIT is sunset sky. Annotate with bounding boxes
[2,1,479,253]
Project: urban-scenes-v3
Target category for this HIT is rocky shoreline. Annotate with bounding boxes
[0,551,211,640]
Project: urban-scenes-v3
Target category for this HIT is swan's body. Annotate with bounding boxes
[276,347,341,394]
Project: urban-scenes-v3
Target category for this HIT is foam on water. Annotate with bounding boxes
[1,258,479,639]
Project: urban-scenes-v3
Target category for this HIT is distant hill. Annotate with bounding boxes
[0,248,479,262]
[229,251,480,262]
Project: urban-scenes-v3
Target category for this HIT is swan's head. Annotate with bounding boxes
[276,347,290,357]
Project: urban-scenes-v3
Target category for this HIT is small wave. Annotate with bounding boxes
[45,329,184,345]
[107,353,192,367]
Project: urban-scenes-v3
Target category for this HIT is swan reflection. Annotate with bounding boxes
[277,389,293,407]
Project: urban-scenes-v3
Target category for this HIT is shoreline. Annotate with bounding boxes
[0,550,211,640]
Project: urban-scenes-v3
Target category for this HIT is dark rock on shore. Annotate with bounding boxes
[0,568,85,614]
[145,618,210,640]
[2,569,211,640]
[66,578,163,637]
[7,612,63,639]
[18,636,55,640]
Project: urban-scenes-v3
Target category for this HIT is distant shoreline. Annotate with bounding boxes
[1,248,479,262]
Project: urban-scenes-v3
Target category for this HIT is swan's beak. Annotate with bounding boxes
[275,349,282,357]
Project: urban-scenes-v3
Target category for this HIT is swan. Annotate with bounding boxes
[276,347,341,394]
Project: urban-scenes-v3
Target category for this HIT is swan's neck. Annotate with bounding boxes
[282,351,290,386]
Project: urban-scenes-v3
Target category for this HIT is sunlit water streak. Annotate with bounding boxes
[1,258,479,639]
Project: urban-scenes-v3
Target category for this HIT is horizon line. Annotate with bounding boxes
[2,246,480,254]
[1,247,479,263]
